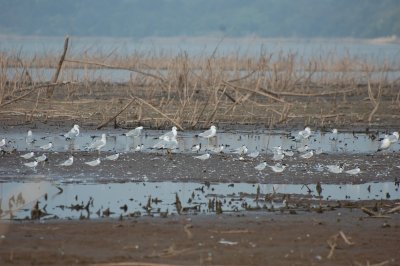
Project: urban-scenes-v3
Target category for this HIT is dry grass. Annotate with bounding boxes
[0,46,399,129]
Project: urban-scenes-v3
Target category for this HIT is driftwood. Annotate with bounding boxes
[47,36,69,98]
[133,96,184,130]
[96,98,135,130]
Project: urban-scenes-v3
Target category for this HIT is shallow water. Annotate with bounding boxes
[1,127,399,154]
[1,180,398,220]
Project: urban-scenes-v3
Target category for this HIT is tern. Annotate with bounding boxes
[194,153,210,160]
[59,156,74,166]
[209,145,225,154]
[124,126,143,137]
[105,153,120,161]
[300,150,314,159]
[345,167,361,175]
[269,163,288,173]
[134,144,144,152]
[40,142,53,150]
[24,161,38,169]
[255,161,267,171]
[20,152,35,159]
[0,138,5,147]
[85,158,101,167]
[326,164,344,174]
[35,154,47,163]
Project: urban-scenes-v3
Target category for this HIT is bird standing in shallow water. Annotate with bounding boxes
[89,134,107,153]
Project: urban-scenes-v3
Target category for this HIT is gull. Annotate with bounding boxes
[40,142,53,150]
[194,153,210,160]
[85,158,101,167]
[345,167,361,175]
[0,138,5,147]
[134,144,144,152]
[199,125,217,139]
[209,144,225,154]
[35,154,47,163]
[297,127,312,139]
[300,150,314,159]
[20,152,35,159]
[153,136,178,150]
[105,153,119,161]
[255,161,267,171]
[159,126,177,141]
[233,145,248,155]
[326,164,344,174]
[268,163,288,173]
[26,130,35,144]
[330,128,338,140]
[124,126,143,137]
[248,151,260,158]
[64,124,80,140]
[297,144,309,153]
[191,143,201,153]
[89,134,107,151]
[59,156,74,166]
[388,132,399,143]
[24,161,38,169]
[377,135,391,151]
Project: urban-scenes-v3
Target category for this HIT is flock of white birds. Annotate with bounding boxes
[1,124,399,175]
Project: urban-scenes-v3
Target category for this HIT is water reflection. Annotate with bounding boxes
[1,180,399,220]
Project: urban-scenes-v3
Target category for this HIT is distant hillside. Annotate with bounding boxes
[1,0,399,38]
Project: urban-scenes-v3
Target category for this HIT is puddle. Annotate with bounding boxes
[1,127,399,154]
[1,181,399,220]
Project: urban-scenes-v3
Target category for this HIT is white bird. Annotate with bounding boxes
[153,136,178,150]
[194,153,210,160]
[40,142,53,150]
[159,126,178,141]
[326,164,344,174]
[199,125,217,139]
[105,153,119,161]
[36,154,47,162]
[26,130,35,144]
[248,151,259,158]
[134,144,144,152]
[298,127,312,139]
[191,143,201,153]
[59,156,74,166]
[124,126,143,137]
[378,135,391,151]
[297,144,309,153]
[85,158,101,167]
[89,134,107,151]
[282,150,294,157]
[388,132,399,143]
[209,145,225,154]
[0,138,5,147]
[64,124,80,140]
[272,153,284,161]
[233,145,248,155]
[24,161,38,169]
[300,150,314,159]
[345,167,361,175]
[269,163,288,173]
[20,152,34,159]
[255,161,267,171]
[332,128,338,135]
